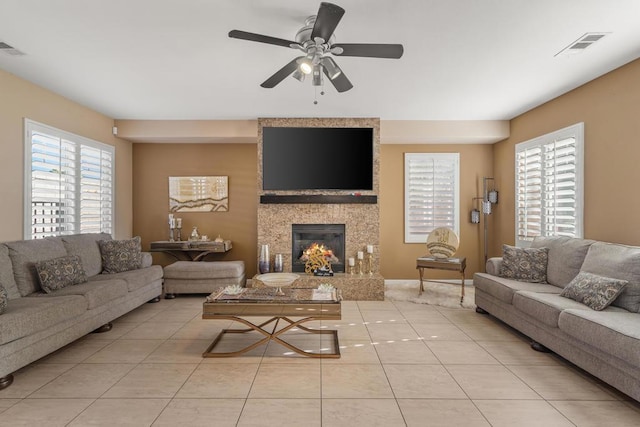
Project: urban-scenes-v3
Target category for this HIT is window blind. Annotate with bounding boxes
[405,153,460,243]
[515,123,583,246]
[25,119,114,239]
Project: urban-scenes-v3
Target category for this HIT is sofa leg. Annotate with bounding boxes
[0,374,14,390]
[531,341,551,353]
[475,306,489,314]
[92,322,113,333]
[147,296,161,303]
[164,293,176,299]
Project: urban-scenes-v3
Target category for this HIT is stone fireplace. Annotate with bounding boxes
[292,224,345,273]
[256,117,383,300]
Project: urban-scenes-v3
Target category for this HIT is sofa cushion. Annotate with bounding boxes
[580,242,640,312]
[35,255,88,293]
[499,245,548,283]
[98,236,142,274]
[35,279,129,310]
[513,291,592,328]
[62,233,111,277]
[474,272,561,304]
[558,308,640,368]
[89,265,163,292]
[0,295,88,345]
[6,238,68,296]
[0,244,21,299]
[0,284,7,314]
[560,271,628,311]
[531,236,595,287]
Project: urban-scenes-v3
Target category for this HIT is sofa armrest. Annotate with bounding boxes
[141,252,153,268]
[486,257,503,276]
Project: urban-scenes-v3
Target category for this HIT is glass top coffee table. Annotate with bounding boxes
[202,287,342,358]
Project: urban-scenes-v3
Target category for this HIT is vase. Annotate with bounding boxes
[259,244,270,274]
[273,253,283,272]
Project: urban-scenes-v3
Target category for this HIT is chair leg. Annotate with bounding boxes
[148,296,161,303]
[475,306,489,314]
[531,341,551,353]
[164,293,176,299]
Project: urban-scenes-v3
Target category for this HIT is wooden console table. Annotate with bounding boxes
[416,256,466,303]
[150,240,232,261]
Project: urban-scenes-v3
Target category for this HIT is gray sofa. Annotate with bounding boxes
[0,233,163,389]
[474,236,640,402]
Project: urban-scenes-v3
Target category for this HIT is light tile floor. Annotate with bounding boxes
[1,294,639,426]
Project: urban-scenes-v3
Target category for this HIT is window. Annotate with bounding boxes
[404,153,460,243]
[24,119,114,239]
[515,123,584,247]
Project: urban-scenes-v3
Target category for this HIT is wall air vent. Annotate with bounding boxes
[0,41,26,56]
[555,32,609,57]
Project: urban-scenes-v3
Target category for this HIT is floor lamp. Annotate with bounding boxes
[482,177,499,265]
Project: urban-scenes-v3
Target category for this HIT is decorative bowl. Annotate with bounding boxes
[223,284,244,295]
[426,227,459,259]
[255,273,299,295]
[317,283,335,293]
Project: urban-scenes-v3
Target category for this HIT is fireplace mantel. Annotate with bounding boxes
[260,195,377,204]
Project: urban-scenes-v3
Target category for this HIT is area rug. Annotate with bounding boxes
[385,281,476,309]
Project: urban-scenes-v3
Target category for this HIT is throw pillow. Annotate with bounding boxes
[35,255,88,293]
[499,244,549,283]
[0,284,7,314]
[560,271,628,311]
[98,236,142,274]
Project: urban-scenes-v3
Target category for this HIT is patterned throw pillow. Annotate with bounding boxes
[499,244,549,283]
[35,255,88,293]
[98,236,142,274]
[0,284,7,314]
[560,271,628,311]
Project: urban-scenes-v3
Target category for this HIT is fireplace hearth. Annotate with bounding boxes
[292,224,345,273]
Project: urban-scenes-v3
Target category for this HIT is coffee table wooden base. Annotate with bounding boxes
[203,315,341,358]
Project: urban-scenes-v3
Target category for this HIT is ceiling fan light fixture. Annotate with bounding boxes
[312,64,323,86]
[321,57,341,79]
[299,58,313,75]
[292,68,306,82]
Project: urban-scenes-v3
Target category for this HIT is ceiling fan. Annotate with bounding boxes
[228,2,404,93]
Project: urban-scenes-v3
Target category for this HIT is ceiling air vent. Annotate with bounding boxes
[555,32,609,57]
[0,41,26,56]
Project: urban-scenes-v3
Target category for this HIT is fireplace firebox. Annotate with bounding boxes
[292,224,345,273]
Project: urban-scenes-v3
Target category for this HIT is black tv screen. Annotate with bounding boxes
[262,127,374,191]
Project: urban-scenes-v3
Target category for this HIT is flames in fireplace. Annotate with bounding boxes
[299,242,340,264]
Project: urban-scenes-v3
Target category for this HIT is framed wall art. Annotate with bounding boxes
[169,176,229,212]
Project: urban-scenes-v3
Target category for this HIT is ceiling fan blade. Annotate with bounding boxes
[332,43,404,59]
[229,30,296,48]
[310,2,345,42]
[261,57,303,88]
[323,64,353,92]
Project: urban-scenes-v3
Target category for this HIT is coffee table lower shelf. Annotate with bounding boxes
[202,315,341,358]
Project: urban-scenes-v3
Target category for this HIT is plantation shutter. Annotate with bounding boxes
[80,146,113,234]
[404,153,460,243]
[30,131,77,238]
[515,123,583,246]
[25,119,115,239]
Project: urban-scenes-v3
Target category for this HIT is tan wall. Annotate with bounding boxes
[492,58,640,254]
[0,69,132,241]
[131,143,258,274]
[380,144,494,280]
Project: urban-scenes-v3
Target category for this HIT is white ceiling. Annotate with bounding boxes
[1,0,639,121]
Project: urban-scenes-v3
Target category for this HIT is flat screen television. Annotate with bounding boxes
[262,127,374,191]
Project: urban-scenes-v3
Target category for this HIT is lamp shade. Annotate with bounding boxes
[471,209,480,224]
[482,200,492,215]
